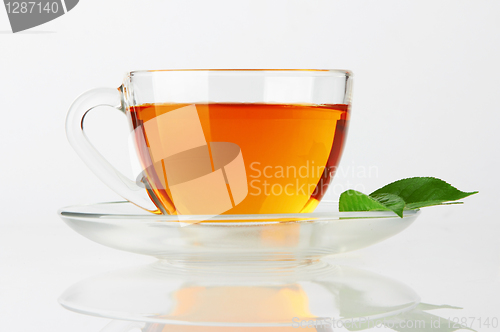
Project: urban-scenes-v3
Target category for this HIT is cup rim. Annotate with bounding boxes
[128,69,352,77]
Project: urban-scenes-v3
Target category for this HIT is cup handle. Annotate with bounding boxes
[66,87,158,213]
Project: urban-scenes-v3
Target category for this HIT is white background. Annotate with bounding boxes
[1,1,499,331]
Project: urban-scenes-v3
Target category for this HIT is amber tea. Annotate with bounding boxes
[128,103,349,215]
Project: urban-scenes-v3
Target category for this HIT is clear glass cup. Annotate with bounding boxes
[66,70,353,216]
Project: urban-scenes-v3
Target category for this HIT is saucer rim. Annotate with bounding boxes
[58,201,420,224]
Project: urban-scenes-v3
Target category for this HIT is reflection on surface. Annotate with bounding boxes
[101,305,473,332]
[165,284,312,323]
[102,302,472,332]
[59,261,472,332]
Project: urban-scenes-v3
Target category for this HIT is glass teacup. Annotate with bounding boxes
[66,70,352,215]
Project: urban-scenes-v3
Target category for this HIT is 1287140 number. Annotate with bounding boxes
[5,2,60,14]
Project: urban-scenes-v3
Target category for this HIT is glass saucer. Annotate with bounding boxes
[58,201,419,262]
[59,261,420,327]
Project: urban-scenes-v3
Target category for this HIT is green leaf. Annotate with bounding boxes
[339,190,405,217]
[340,190,391,212]
[370,193,406,217]
[370,177,477,210]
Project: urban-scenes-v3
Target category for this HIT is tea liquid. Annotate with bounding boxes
[128,103,349,215]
